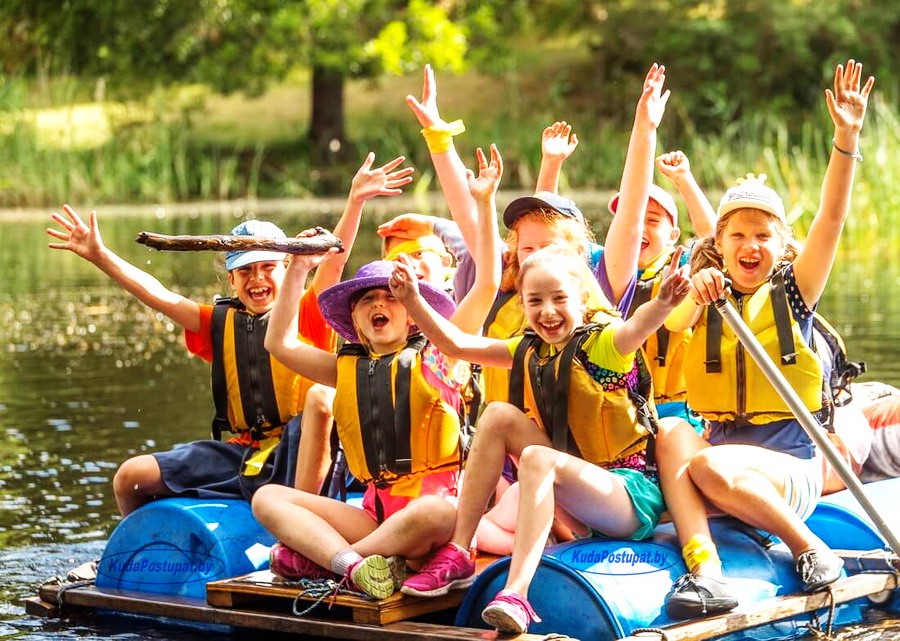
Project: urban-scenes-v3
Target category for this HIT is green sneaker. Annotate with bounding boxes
[386,555,408,590]
[348,555,395,600]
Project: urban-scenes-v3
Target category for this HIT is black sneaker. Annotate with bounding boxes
[796,549,843,593]
[665,573,739,619]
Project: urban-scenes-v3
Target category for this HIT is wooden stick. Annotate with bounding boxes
[136,227,344,254]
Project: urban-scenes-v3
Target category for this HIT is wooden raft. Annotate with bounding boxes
[206,554,500,626]
[618,571,900,641]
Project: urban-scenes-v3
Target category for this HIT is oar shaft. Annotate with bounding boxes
[715,299,900,558]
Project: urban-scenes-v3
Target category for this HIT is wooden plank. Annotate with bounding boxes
[38,583,553,641]
[206,570,465,625]
[24,596,59,618]
[207,554,502,625]
[619,572,900,641]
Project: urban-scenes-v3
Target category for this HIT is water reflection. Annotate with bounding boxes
[1,207,899,639]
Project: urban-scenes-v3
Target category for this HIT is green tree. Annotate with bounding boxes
[0,0,516,159]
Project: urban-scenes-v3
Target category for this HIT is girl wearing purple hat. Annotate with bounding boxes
[251,146,502,600]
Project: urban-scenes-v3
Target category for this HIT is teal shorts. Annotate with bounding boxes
[584,468,665,541]
[657,400,704,435]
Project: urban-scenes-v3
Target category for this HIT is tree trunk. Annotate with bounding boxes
[308,65,347,163]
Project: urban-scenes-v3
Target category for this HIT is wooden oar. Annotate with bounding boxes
[135,227,344,254]
[714,297,900,563]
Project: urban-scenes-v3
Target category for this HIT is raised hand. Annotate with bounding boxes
[376,213,436,240]
[388,254,421,307]
[635,63,670,130]
[656,246,691,307]
[286,228,340,271]
[825,58,875,134]
[46,204,105,263]
[656,150,691,183]
[349,153,415,204]
[541,121,579,163]
[466,144,503,203]
[406,64,444,129]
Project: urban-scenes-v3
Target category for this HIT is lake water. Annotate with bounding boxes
[1,200,899,640]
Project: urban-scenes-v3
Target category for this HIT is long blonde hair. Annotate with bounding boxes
[690,207,801,276]
[501,209,596,292]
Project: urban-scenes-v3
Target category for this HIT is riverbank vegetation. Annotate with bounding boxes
[1,1,898,244]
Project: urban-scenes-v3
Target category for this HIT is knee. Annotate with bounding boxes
[688,450,732,494]
[113,455,158,497]
[476,402,529,439]
[518,444,558,475]
[404,495,456,536]
[251,483,289,523]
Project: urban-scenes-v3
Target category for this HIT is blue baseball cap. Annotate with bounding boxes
[225,220,288,271]
[502,191,586,229]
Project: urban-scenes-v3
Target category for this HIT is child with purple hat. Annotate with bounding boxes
[251,145,502,599]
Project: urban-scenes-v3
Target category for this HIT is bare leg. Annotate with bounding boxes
[251,483,377,568]
[295,384,336,494]
[504,445,639,595]
[354,495,457,560]
[475,482,520,556]
[656,418,715,548]
[450,402,551,549]
[688,445,826,557]
[113,454,172,516]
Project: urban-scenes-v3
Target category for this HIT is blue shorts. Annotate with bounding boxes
[657,400,704,435]
[154,415,301,501]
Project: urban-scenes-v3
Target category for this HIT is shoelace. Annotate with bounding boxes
[798,551,820,584]
[672,574,709,614]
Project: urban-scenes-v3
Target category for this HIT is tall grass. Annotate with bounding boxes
[0,73,898,231]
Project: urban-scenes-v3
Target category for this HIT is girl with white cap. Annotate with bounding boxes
[657,59,875,619]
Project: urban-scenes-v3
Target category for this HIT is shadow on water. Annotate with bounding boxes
[1,205,899,639]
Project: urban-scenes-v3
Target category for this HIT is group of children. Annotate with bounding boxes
[47,58,875,633]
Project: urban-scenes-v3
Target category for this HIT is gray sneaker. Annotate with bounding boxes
[796,548,844,593]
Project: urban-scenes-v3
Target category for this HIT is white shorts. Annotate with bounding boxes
[781,454,824,522]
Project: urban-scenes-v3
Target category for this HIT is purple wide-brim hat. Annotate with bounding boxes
[318,260,456,342]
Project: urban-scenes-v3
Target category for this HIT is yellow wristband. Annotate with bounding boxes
[421,119,466,154]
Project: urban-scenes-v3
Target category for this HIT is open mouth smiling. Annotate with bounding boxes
[248,286,271,301]
[370,312,390,329]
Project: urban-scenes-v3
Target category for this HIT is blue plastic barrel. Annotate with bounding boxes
[457,518,865,640]
[96,498,276,600]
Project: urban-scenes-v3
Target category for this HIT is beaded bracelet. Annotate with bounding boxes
[421,120,466,154]
[832,138,863,162]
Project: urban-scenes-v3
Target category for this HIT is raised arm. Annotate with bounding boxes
[47,205,202,331]
[390,258,511,368]
[311,153,414,295]
[535,121,579,194]
[265,249,338,387]
[604,64,670,303]
[793,59,874,307]
[406,64,480,252]
[614,246,690,354]
[656,150,717,238]
[449,144,503,334]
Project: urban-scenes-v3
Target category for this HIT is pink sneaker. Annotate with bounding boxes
[269,543,338,581]
[401,543,476,597]
[481,588,542,634]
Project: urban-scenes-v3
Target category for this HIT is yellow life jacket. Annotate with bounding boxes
[482,276,620,405]
[508,324,657,467]
[482,291,528,405]
[333,335,462,490]
[629,249,691,403]
[684,270,823,424]
[210,298,314,440]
